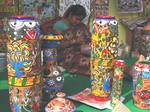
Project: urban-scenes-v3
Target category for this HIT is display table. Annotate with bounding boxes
[0,71,149,112]
[0,57,149,112]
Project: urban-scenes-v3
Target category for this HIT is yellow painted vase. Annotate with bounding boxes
[91,16,119,101]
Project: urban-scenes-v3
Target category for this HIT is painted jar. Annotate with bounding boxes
[132,61,150,109]
[111,60,125,107]
[42,65,64,103]
[91,16,118,101]
[45,92,76,112]
[41,35,64,103]
[6,16,42,112]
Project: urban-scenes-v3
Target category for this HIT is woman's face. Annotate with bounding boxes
[69,16,82,25]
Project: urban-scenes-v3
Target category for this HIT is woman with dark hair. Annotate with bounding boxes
[52,4,91,75]
[53,4,87,33]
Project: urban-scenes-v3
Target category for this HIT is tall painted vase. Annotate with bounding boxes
[132,61,150,109]
[91,16,119,101]
[6,16,42,112]
[41,35,64,104]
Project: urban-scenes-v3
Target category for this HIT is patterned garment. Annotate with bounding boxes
[41,18,91,75]
[57,23,91,75]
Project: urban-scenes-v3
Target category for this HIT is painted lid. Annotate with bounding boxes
[10,15,35,20]
[41,34,63,40]
[96,16,115,19]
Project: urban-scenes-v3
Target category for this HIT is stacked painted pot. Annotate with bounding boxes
[6,16,42,112]
[132,61,150,109]
[41,35,64,103]
[90,16,119,101]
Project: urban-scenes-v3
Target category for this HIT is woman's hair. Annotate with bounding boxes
[64,4,86,20]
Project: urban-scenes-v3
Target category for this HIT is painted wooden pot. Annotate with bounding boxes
[132,61,150,109]
[45,92,76,112]
[42,35,62,63]
[41,35,63,75]
[42,65,64,102]
[90,16,118,100]
[6,16,42,112]
[41,35,64,103]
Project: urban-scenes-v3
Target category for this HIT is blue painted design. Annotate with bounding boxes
[44,49,55,57]
[13,61,24,77]
[35,25,40,39]
[145,99,150,106]
[8,59,32,78]
[103,76,110,92]
[7,47,32,78]
[13,103,20,112]
[143,71,150,79]
[45,41,61,48]
[8,50,32,78]
[47,86,64,90]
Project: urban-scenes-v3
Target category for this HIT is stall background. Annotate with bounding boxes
[0,0,150,111]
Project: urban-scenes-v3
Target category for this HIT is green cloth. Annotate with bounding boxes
[53,20,68,32]
[0,80,8,90]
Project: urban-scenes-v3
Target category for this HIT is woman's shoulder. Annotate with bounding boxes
[54,20,65,25]
[53,18,69,31]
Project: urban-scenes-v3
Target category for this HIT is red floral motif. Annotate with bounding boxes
[102,49,108,55]
[114,60,125,66]
[24,30,36,40]
[137,90,150,99]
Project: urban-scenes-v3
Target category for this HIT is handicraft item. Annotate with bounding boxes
[6,16,42,112]
[132,61,150,109]
[45,92,76,112]
[111,60,125,107]
[41,35,64,103]
[91,16,119,100]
